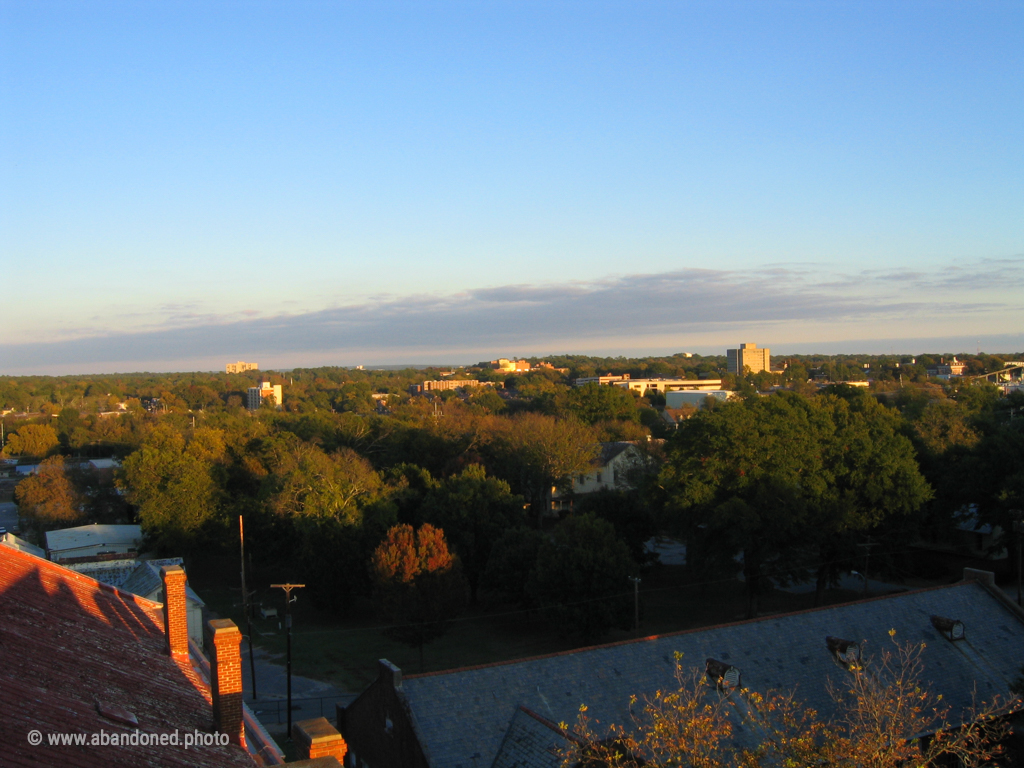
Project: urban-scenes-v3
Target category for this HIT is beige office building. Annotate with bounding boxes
[226,361,259,374]
[727,343,770,375]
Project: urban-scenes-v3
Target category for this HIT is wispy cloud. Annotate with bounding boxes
[2,258,1022,373]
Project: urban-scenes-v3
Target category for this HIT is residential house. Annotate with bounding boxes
[339,571,1024,768]
[551,442,656,513]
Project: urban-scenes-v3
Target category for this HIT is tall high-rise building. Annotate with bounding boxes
[727,343,770,375]
[226,361,259,374]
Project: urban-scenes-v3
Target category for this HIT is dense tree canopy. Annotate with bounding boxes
[658,391,931,616]
[416,464,525,604]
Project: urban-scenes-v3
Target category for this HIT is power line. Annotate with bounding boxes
[276,544,920,638]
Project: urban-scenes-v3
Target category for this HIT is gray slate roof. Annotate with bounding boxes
[396,580,1024,768]
[490,708,569,768]
[121,558,205,605]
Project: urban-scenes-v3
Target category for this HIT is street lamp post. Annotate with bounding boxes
[1013,519,1023,608]
[851,570,868,598]
[630,577,641,638]
[270,583,304,737]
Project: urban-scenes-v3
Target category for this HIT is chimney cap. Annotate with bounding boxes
[378,659,402,689]
[705,658,740,689]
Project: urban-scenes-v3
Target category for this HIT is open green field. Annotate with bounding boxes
[188,554,873,693]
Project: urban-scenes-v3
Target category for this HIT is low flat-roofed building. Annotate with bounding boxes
[665,389,734,409]
[45,523,142,562]
[226,361,259,374]
[574,375,723,394]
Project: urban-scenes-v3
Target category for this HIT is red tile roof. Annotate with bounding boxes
[0,545,255,767]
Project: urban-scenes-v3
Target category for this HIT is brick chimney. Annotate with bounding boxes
[161,565,189,661]
[205,619,245,747]
[293,717,348,763]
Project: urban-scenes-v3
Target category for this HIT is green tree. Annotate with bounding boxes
[658,391,930,616]
[563,383,641,425]
[528,514,636,642]
[118,424,227,551]
[263,437,381,525]
[491,413,598,525]
[808,393,932,603]
[14,456,83,529]
[416,464,526,604]
[370,523,468,669]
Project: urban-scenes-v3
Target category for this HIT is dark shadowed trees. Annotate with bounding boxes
[528,514,636,642]
[416,464,525,604]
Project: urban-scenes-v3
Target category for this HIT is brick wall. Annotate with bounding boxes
[339,661,429,768]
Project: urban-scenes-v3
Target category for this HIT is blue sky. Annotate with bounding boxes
[1,1,1022,374]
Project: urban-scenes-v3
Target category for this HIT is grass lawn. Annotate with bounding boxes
[187,553,870,694]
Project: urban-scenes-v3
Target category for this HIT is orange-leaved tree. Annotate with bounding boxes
[371,523,468,670]
[14,456,84,530]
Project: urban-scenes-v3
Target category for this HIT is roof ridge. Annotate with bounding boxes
[0,540,165,612]
[404,581,975,680]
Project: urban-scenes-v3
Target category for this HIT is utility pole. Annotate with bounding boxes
[631,577,641,638]
[239,516,257,700]
[1013,517,1023,607]
[270,583,304,737]
[856,540,879,598]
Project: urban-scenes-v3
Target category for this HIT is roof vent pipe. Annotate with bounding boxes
[930,615,966,641]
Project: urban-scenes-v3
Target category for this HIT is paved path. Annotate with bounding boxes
[239,641,355,737]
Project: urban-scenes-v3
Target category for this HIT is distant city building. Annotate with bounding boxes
[491,358,532,373]
[226,361,259,374]
[727,343,770,375]
[247,381,282,409]
[927,357,967,379]
[574,374,723,394]
[408,380,488,395]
